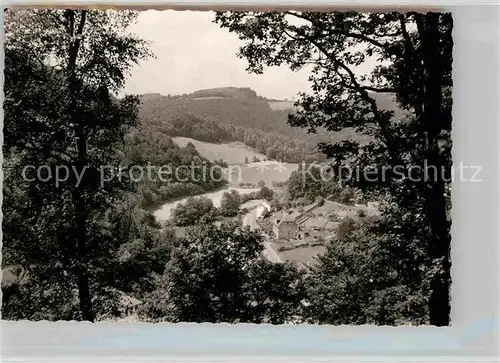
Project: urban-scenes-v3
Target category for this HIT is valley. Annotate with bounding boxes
[3,8,454,328]
[172,136,299,187]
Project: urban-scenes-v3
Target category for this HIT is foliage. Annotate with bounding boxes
[305,217,428,325]
[171,196,216,226]
[257,186,274,201]
[123,126,227,209]
[2,9,152,321]
[1,278,119,321]
[219,190,242,217]
[335,217,357,240]
[339,188,355,205]
[105,200,176,297]
[138,222,306,323]
[287,164,343,202]
[216,10,453,325]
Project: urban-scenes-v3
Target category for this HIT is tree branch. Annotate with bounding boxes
[289,28,403,167]
[283,27,396,94]
[399,14,416,55]
[361,85,397,93]
[373,29,402,37]
[399,13,425,121]
[333,69,395,93]
[284,11,389,49]
[68,10,87,70]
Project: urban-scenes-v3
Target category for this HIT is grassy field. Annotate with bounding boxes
[268,100,295,110]
[172,137,299,186]
[225,162,298,187]
[172,137,267,165]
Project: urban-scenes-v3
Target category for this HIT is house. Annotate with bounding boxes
[117,290,143,316]
[271,199,380,241]
[301,216,328,230]
[261,200,271,211]
[337,208,360,219]
[273,211,300,239]
[94,288,143,318]
[1,265,27,287]
[295,201,321,224]
[301,216,337,230]
[272,201,343,240]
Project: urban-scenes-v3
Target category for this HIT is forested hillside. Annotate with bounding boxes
[138,87,375,163]
[123,126,227,208]
[187,86,264,100]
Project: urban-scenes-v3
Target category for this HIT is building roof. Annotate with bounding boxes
[117,290,142,307]
[324,200,362,211]
[325,221,338,230]
[273,210,301,226]
[283,212,301,222]
[301,217,330,230]
[273,201,322,226]
[272,199,374,228]
[1,268,20,286]
[302,201,320,214]
[293,236,319,245]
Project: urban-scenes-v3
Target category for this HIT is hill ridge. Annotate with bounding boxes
[139,87,293,103]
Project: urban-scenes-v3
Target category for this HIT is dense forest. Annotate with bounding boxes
[123,123,227,209]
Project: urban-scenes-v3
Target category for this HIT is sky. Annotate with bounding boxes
[123,10,312,100]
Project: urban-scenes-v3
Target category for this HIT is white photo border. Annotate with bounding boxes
[1,2,499,362]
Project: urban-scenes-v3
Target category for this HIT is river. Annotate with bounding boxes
[152,187,260,224]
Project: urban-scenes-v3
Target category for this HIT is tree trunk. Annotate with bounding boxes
[74,137,94,322]
[419,12,451,326]
[427,179,451,326]
[67,10,94,322]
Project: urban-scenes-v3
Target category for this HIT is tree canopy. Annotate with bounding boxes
[219,190,242,217]
[2,9,153,321]
[216,11,453,326]
[171,196,216,226]
[138,222,306,323]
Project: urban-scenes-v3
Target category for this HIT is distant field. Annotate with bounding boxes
[226,162,298,187]
[172,137,267,165]
[268,101,296,110]
[172,137,299,186]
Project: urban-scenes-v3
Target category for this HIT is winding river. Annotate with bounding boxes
[152,187,260,224]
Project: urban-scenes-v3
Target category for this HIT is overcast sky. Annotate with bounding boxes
[123,10,312,100]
